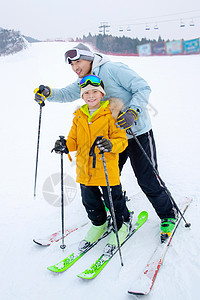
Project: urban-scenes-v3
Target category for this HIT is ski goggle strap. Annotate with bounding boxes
[79,75,103,88]
[65,49,94,63]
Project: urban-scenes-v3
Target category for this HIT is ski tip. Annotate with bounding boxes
[33,239,50,247]
[128,284,150,296]
[77,274,83,279]
[77,272,95,280]
[138,211,148,221]
[128,291,146,295]
[141,210,148,217]
[47,266,55,272]
[47,265,64,273]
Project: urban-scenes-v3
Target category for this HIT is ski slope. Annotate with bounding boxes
[0,42,200,300]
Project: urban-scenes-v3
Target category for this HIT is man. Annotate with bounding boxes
[34,43,177,238]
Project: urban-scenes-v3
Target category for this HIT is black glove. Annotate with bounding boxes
[34,85,51,106]
[97,138,112,152]
[53,139,69,154]
[117,108,138,129]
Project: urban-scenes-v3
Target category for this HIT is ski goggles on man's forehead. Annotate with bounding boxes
[79,75,104,88]
[64,49,94,63]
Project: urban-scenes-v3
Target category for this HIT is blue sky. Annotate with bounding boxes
[1,0,200,41]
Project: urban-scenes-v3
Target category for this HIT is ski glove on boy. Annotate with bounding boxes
[97,138,113,152]
[54,139,69,154]
[34,85,51,106]
[117,109,139,129]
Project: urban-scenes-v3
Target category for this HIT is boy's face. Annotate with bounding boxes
[70,59,92,78]
[82,90,103,110]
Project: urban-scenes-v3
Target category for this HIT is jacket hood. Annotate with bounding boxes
[92,53,110,70]
[109,98,125,120]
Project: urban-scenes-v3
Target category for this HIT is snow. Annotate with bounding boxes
[0,42,200,300]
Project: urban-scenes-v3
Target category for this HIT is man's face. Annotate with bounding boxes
[70,60,92,78]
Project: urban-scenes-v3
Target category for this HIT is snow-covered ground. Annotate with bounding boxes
[0,42,200,300]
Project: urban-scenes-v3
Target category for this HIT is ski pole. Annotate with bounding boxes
[60,148,66,250]
[90,136,124,266]
[33,85,45,199]
[126,128,191,228]
[101,151,124,266]
[51,136,73,249]
[52,135,67,250]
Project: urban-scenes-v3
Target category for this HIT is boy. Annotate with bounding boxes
[54,75,133,254]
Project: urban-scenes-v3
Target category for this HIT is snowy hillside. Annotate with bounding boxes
[0,42,200,300]
[0,28,27,56]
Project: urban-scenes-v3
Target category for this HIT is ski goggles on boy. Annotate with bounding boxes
[79,75,104,88]
[65,49,94,63]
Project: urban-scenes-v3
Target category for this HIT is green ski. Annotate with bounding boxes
[77,211,148,279]
[47,230,110,273]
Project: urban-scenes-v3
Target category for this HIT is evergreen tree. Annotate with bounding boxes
[81,34,165,54]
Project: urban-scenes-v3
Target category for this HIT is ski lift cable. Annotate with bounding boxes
[111,9,200,25]
[109,12,200,31]
[116,15,200,28]
[97,13,199,34]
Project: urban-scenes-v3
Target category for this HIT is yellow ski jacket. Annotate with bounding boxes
[66,98,128,186]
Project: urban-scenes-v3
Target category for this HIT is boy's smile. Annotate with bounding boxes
[82,89,103,110]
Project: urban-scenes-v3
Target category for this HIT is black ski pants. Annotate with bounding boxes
[80,184,130,230]
[119,129,176,219]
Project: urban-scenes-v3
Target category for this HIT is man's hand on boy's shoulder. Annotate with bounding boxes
[97,138,112,152]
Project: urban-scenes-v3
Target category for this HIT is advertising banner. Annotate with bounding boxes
[166,40,183,55]
[138,43,151,56]
[151,42,166,55]
[183,38,200,54]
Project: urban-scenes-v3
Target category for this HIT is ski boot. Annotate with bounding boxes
[103,211,134,256]
[78,221,108,252]
[160,218,177,243]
